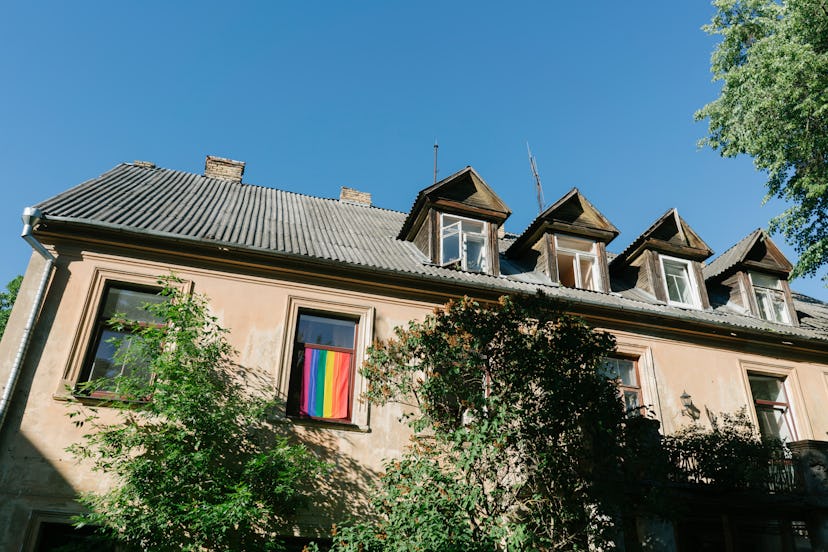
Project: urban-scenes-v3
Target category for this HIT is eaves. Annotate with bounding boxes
[35,216,828,357]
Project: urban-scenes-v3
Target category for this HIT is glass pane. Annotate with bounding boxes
[755,405,793,442]
[749,375,787,402]
[87,329,150,384]
[460,219,485,235]
[579,256,597,290]
[599,358,618,379]
[664,261,691,304]
[464,234,486,272]
[600,358,637,385]
[623,390,640,413]
[102,287,166,324]
[296,314,356,349]
[441,221,461,264]
[616,358,637,386]
[750,272,781,290]
[755,289,774,320]
[557,251,576,287]
[556,235,594,252]
[771,294,790,324]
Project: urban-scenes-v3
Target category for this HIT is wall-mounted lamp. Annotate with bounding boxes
[680,390,700,421]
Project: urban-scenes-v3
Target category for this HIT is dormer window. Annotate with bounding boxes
[660,255,701,308]
[440,214,487,272]
[749,272,790,324]
[555,235,601,291]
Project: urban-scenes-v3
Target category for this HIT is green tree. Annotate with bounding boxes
[696,0,828,281]
[67,279,326,551]
[0,275,23,340]
[332,294,627,551]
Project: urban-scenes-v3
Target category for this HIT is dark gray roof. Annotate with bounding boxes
[34,162,828,344]
[611,208,713,267]
[704,228,763,281]
[703,228,793,281]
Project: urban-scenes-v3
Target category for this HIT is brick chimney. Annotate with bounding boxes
[339,186,372,206]
[204,156,245,183]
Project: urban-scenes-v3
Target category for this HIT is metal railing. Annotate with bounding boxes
[666,446,801,493]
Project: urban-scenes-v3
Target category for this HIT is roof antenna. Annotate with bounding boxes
[433,141,439,184]
[527,142,545,214]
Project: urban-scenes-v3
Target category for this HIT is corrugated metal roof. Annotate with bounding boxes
[34,162,828,344]
[703,228,763,281]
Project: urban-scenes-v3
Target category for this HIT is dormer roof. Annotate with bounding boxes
[506,188,619,257]
[611,208,713,267]
[704,228,793,281]
[397,166,510,241]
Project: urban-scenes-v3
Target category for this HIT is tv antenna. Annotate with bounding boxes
[527,142,545,214]
[433,141,439,184]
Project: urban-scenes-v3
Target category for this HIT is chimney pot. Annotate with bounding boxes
[205,155,245,183]
[339,187,372,206]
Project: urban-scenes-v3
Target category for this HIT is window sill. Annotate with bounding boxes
[53,390,150,407]
[282,415,371,433]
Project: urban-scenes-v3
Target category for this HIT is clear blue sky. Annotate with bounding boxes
[1,1,825,300]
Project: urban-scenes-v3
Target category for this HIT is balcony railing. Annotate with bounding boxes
[665,446,802,493]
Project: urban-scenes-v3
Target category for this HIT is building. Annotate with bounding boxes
[1,156,827,550]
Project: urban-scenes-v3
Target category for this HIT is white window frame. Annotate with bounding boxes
[439,213,488,273]
[659,255,701,308]
[748,271,790,324]
[554,234,602,291]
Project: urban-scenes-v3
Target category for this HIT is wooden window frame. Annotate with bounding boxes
[659,255,701,308]
[286,311,358,423]
[610,340,663,426]
[747,372,797,442]
[56,268,191,401]
[739,361,812,442]
[748,271,791,324]
[278,296,374,431]
[553,234,602,291]
[77,283,166,400]
[439,213,489,273]
[602,355,643,416]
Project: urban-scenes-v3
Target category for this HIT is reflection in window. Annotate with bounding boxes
[748,373,795,442]
[440,214,487,272]
[750,272,790,324]
[600,357,642,415]
[80,285,167,396]
[287,312,357,422]
[555,235,600,291]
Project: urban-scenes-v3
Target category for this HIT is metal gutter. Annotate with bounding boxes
[0,208,56,436]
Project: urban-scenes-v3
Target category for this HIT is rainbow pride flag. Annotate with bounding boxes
[300,347,352,419]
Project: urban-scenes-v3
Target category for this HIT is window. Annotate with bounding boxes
[78,284,168,397]
[660,255,700,307]
[440,214,487,272]
[749,272,790,324]
[748,373,796,442]
[286,312,357,422]
[23,511,120,552]
[555,235,601,291]
[600,357,642,415]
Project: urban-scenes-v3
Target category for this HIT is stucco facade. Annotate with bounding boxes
[1,158,827,550]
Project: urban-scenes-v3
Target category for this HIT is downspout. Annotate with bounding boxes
[0,207,56,435]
